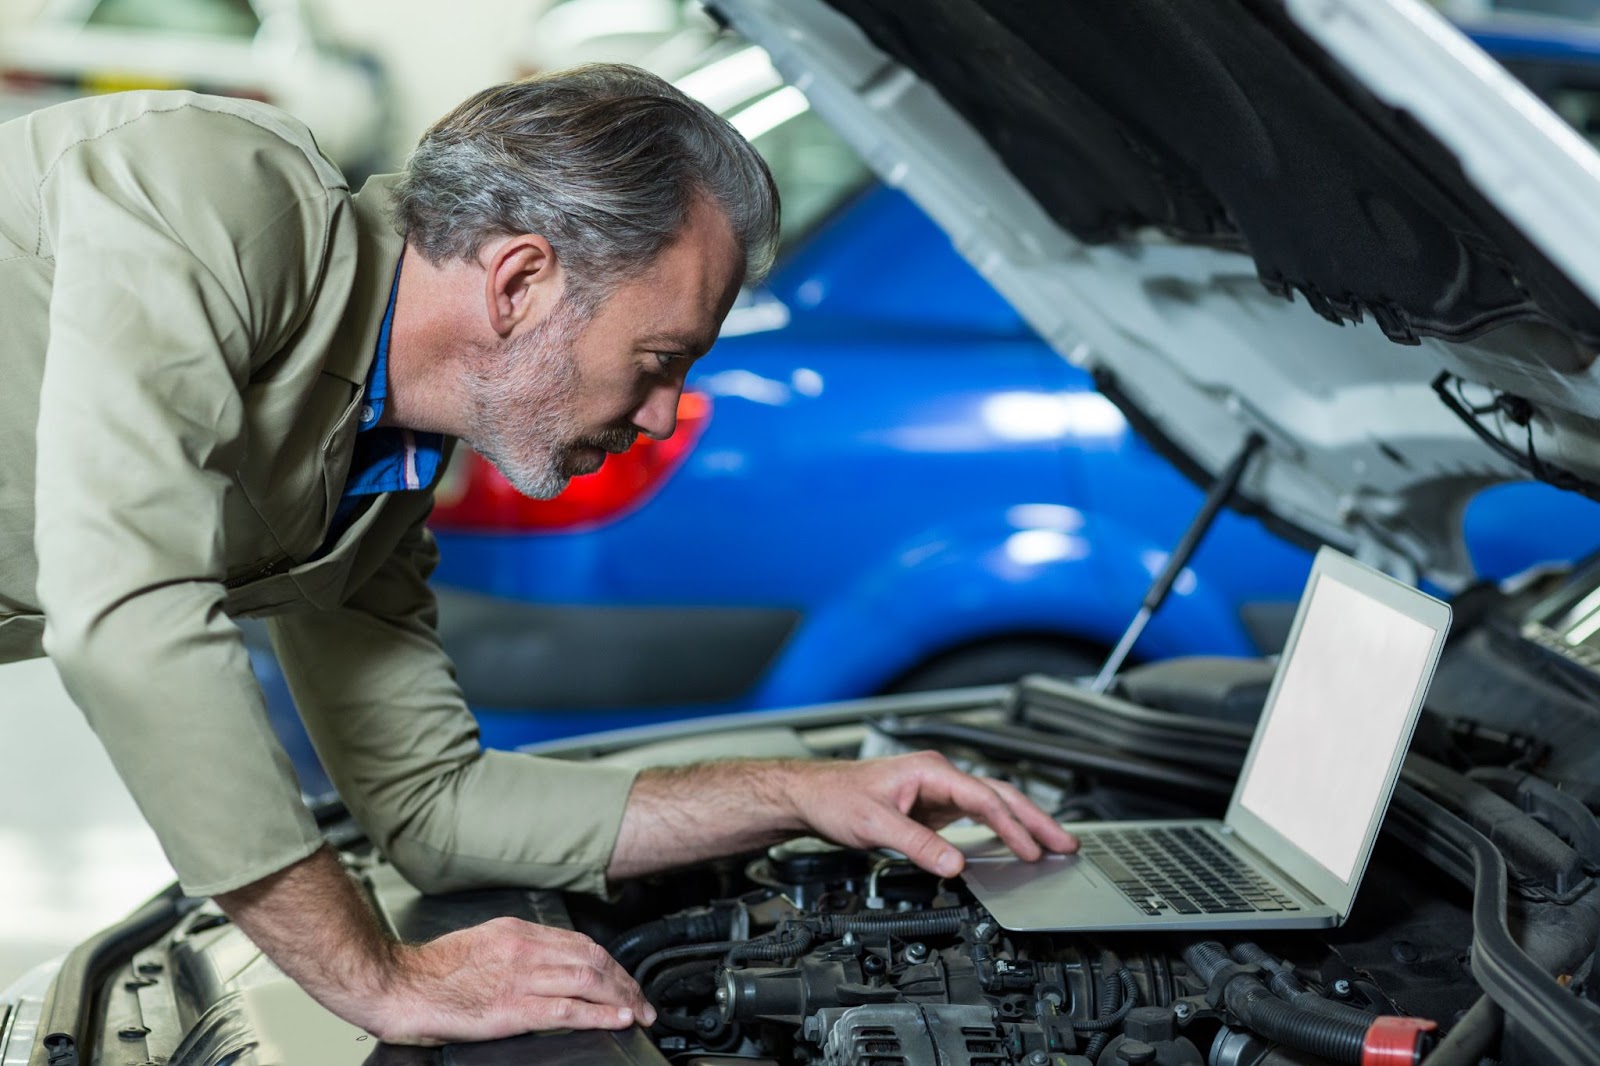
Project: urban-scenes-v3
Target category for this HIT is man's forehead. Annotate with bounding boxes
[623,214,743,342]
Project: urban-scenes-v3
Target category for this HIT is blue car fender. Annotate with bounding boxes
[746,500,1258,706]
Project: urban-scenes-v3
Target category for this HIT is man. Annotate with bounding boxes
[0,66,1074,1044]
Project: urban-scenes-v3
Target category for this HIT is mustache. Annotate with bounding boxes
[580,426,639,454]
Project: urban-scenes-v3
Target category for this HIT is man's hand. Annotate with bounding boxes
[609,753,1076,881]
[216,848,656,1046]
[375,918,657,1044]
[785,751,1078,877]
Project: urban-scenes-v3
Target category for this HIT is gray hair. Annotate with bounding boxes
[393,64,780,307]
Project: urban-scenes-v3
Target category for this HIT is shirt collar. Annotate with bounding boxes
[358,251,405,432]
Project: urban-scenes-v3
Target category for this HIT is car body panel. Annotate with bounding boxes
[709,0,1600,587]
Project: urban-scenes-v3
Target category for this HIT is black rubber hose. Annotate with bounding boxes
[727,925,815,963]
[1185,940,1233,982]
[1075,969,1139,1032]
[1082,969,1124,1061]
[1230,941,1309,997]
[814,908,972,938]
[611,904,738,973]
[1183,944,1369,1064]
[1226,981,1368,1063]
[1230,942,1378,1025]
[635,939,748,986]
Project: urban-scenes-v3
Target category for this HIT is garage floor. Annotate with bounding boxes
[0,659,173,986]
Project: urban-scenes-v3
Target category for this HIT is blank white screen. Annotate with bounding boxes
[1239,575,1437,883]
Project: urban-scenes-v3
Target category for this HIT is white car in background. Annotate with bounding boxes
[0,0,390,178]
[517,0,721,80]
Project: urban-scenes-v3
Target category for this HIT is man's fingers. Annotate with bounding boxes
[879,807,966,877]
[524,963,642,1008]
[981,777,1079,854]
[511,924,655,1024]
[932,769,1042,861]
[520,996,640,1031]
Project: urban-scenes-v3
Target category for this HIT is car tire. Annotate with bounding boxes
[884,638,1104,693]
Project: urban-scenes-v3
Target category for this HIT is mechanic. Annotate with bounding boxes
[0,66,1075,1045]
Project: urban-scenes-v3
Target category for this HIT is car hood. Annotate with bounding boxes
[711,0,1600,586]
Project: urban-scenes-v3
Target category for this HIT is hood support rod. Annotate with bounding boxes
[1090,432,1265,693]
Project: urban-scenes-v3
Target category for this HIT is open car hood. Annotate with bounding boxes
[712,0,1600,586]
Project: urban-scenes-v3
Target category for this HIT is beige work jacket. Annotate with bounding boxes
[0,91,637,897]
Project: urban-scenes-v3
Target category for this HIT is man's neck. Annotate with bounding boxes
[381,242,485,436]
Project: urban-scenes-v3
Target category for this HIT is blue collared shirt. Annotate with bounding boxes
[327,255,444,539]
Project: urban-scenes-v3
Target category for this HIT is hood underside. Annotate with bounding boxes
[714,0,1600,585]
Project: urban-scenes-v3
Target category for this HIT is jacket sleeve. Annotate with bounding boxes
[33,102,335,896]
[266,503,640,898]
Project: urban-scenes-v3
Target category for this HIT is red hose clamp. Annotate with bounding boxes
[1362,1016,1439,1066]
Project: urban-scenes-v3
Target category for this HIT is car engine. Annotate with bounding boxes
[19,611,1600,1066]
[577,825,1481,1066]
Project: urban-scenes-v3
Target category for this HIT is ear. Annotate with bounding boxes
[483,234,561,337]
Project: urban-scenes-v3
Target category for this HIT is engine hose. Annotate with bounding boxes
[1074,968,1139,1032]
[1184,943,1368,1064]
[727,924,816,963]
[1185,940,1234,980]
[635,939,748,987]
[813,907,973,938]
[1082,969,1126,1061]
[610,904,739,973]
[1229,942,1379,1026]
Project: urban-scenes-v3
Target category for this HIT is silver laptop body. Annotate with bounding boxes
[960,547,1451,932]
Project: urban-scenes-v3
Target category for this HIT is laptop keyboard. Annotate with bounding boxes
[1078,827,1303,916]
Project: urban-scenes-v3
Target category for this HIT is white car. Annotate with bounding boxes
[0,0,390,178]
[517,0,723,80]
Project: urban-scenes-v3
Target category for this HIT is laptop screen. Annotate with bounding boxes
[1237,571,1440,884]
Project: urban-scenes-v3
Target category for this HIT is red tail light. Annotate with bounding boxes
[430,390,711,533]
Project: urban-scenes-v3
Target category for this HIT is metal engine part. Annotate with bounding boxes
[809,1004,1007,1066]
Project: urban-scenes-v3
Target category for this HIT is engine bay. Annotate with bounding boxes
[563,837,1477,1066]
[32,583,1600,1066]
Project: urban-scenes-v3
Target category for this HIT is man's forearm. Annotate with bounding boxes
[607,760,809,881]
[215,846,654,1042]
[606,752,1079,885]
[214,846,400,1028]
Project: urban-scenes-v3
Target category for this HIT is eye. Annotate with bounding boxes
[653,351,680,372]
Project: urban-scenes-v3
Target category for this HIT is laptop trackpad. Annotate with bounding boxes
[961,855,1139,932]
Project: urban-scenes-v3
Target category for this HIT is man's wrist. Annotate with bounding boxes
[214,848,408,1035]
[747,758,811,835]
[610,759,818,880]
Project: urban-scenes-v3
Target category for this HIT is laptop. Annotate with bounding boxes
[959,546,1451,931]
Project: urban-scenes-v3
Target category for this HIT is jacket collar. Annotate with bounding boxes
[322,172,407,386]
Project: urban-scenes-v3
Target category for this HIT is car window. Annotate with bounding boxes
[85,0,260,38]
[728,86,873,255]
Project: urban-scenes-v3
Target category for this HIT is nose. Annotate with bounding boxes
[631,381,681,441]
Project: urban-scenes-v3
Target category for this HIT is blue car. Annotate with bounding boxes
[254,40,1600,762]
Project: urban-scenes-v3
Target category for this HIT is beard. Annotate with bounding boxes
[461,297,638,499]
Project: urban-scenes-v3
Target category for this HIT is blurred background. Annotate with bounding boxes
[8,0,1600,984]
[0,0,719,178]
